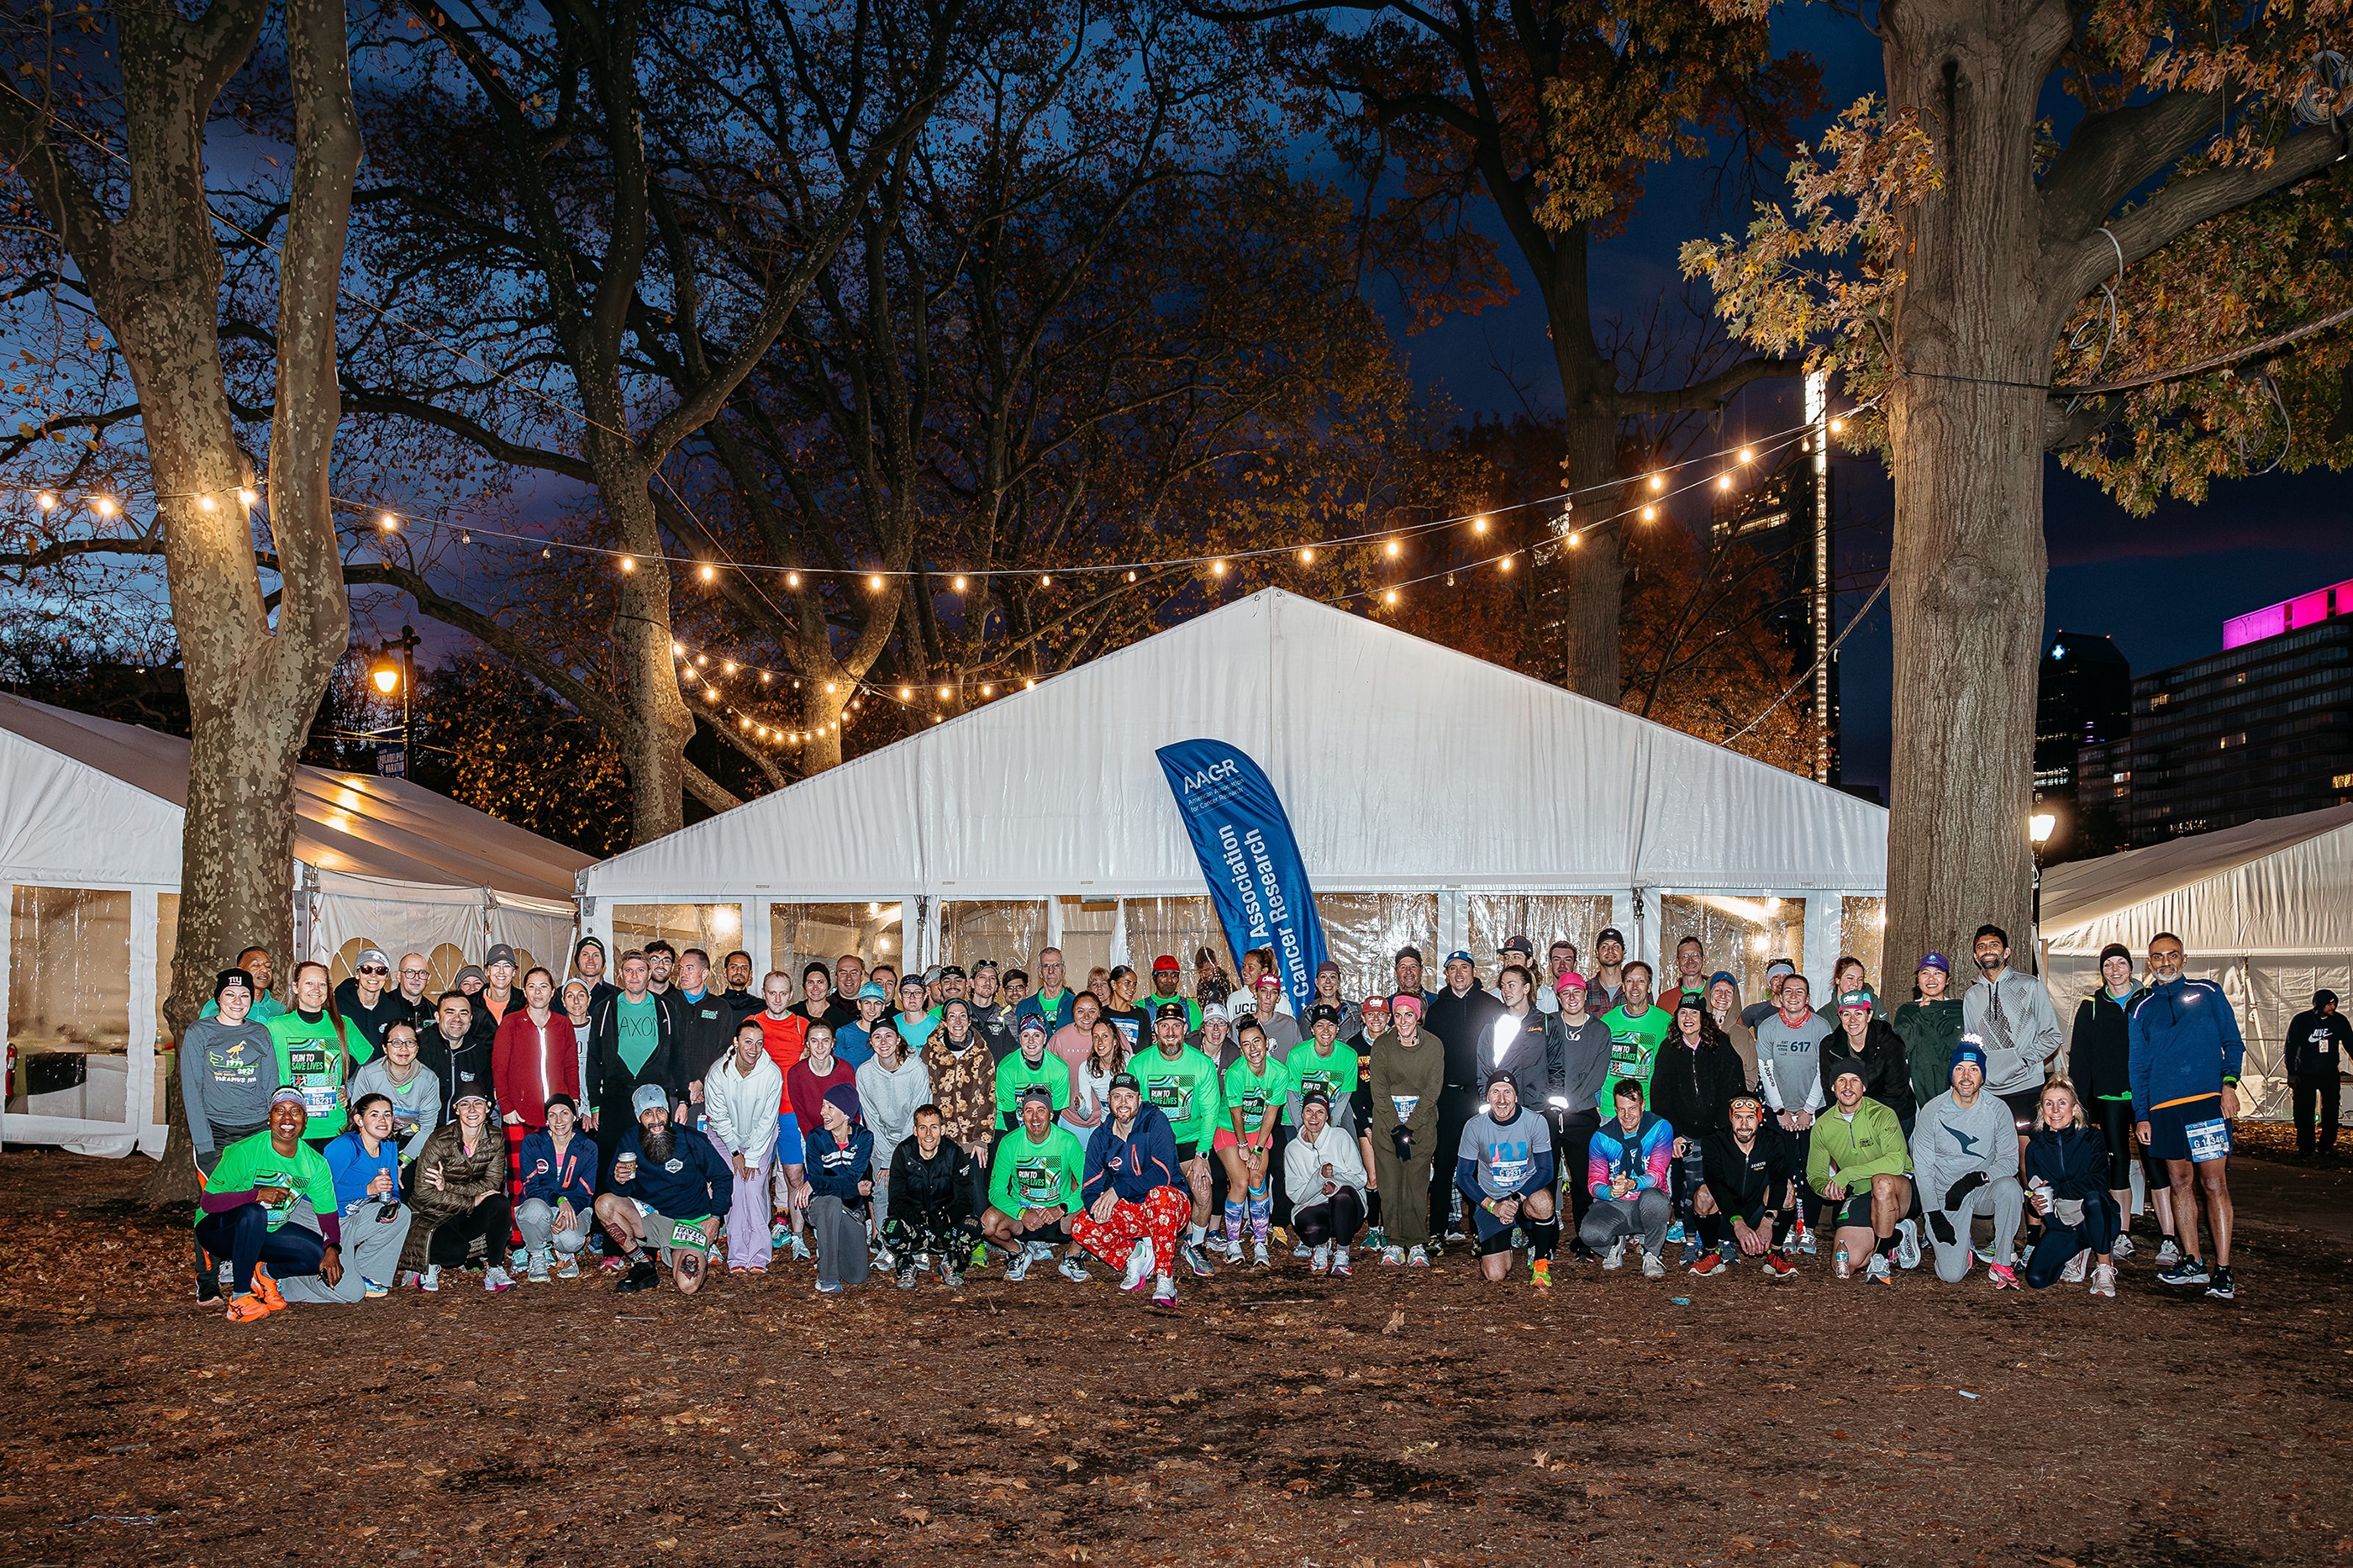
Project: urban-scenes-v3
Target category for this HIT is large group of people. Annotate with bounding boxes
[182,922,2254,1320]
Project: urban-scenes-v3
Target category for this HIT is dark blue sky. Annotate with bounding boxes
[1365,6,2353,791]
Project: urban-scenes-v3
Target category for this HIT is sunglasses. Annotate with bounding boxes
[357,965,389,976]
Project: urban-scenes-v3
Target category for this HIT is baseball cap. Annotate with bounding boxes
[1309,1002,1343,1025]
[1445,950,1473,967]
[355,946,391,971]
[1676,993,1703,1014]
[1108,1071,1142,1096]
[485,943,516,968]
[1253,973,1280,990]
[1316,959,1340,979]
[630,1083,670,1118]
[1153,954,1181,973]
[1155,1001,1188,1023]
[453,1080,491,1107]
[1919,952,1950,975]
[1500,934,1534,958]
[1359,992,1391,1013]
[1836,990,1873,1012]
[858,981,889,1002]
[922,966,942,986]
[1596,927,1625,945]
[938,965,966,981]
[1198,998,1229,1025]
[1018,1083,1056,1108]
[214,967,255,1000]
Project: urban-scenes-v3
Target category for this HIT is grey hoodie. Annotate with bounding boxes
[1962,967,2064,1097]
[1908,1088,2020,1211]
[177,1018,279,1155]
[346,1056,444,1162]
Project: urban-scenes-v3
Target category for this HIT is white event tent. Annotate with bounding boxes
[582,589,1889,1008]
[0,691,591,1156]
[2040,803,2353,1118]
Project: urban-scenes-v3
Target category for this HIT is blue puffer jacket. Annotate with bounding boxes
[2127,977,2245,1119]
[517,1127,597,1211]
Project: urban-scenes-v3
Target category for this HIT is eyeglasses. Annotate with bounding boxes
[399,966,428,977]
[357,965,388,976]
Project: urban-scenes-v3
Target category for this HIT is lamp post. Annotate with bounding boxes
[2029,810,2056,966]
[371,624,421,775]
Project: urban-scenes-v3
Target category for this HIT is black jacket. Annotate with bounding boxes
[1699,1122,1796,1216]
[2067,987,2143,1105]
[1650,1027,1745,1141]
[417,1024,492,1126]
[1545,1013,1613,1116]
[1817,1018,1917,1123]
[2283,1008,2353,1078]
[672,992,740,1097]
[887,1137,977,1220]
[1424,981,1507,1091]
[587,988,685,1120]
[2023,1123,2112,1202]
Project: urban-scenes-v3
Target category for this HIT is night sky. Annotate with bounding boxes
[1370,7,2353,792]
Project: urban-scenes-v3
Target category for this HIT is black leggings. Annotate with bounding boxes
[1695,1197,1787,1253]
[2092,1097,2137,1191]
[1292,1187,1366,1248]
[428,1193,514,1268]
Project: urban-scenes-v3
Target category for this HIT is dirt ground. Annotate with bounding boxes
[2,1129,2347,1567]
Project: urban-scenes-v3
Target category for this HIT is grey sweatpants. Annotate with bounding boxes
[1580,1189,1671,1256]
[516,1197,593,1259]
[278,1205,413,1303]
[1930,1176,2023,1282]
[808,1195,871,1288]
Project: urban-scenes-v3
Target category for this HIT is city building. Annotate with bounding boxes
[2035,630,2133,802]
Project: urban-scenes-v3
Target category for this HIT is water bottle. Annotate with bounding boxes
[1833,1241,1852,1279]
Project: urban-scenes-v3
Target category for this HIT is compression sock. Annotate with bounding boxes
[1248,1192,1271,1243]
[1877,1233,1900,1260]
[1223,1200,1245,1241]
[1525,1213,1561,1262]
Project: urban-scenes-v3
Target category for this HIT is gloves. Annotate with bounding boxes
[1942,1171,1987,1213]
[1390,1125,1413,1160]
[1927,1211,1956,1246]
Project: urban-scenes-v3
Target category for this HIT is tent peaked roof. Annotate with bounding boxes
[587,588,1886,901]
[2040,803,2353,950]
[0,690,592,903]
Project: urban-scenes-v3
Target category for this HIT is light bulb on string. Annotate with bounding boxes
[36,492,55,510]
[700,564,714,581]
[1385,539,1400,557]
[1829,417,1845,434]
[1211,560,1226,576]
[1298,548,1315,564]
[1717,475,1732,490]
[695,655,708,667]
[787,572,800,588]
[621,556,636,572]
[1642,506,1656,522]
[1124,570,1135,582]
[1384,589,1398,606]
[1568,531,1582,549]
[378,513,397,531]
[1647,474,1663,492]
[197,494,215,512]
[1024,678,1035,689]
[1738,447,1754,464]
[1499,555,1513,572]
[937,686,950,702]
[703,687,719,702]
[722,661,736,675]
[981,684,993,697]
[1472,516,1487,534]
[868,574,883,591]
[1040,575,1051,588]
[759,671,771,685]
[671,642,685,656]
[238,488,256,507]
[952,576,966,592]
[899,686,913,700]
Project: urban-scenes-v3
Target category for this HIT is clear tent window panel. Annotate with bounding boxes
[1655,895,1805,1006]
[1055,896,1119,992]
[1836,897,1887,996]
[613,903,747,963]
[1123,897,1226,994]
[154,892,179,1048]
[1313,892,1439,1002]
[1466,894,1616,976]
[9,886,134,1054]
[769,902,903,987]
[940,900,1045,975]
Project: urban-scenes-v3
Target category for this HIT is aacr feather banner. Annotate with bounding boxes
[1155,739,1329,1017]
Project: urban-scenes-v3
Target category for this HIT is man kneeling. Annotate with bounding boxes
[1072,1072,1190,1308]
[1456,1071,1561,1286]
[981,1086,1091,1283]
[1284,1089,1366,1276]
[193,1087,345,1322]
[1689,1095,1797,1278]
[1806,1062,1916,1284]
[593,1085,728,1295]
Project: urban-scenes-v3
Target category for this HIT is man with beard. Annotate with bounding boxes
[886,1104,982,1288]
[923,997,1002,1255]
[418,991,492,1129]
[719,950,761,1028]
[1687,1094,1798,1279]
[966,960,1018,1060]
[1584,929,1629,1012]
[1962,924,2064,1158]
[1146,954,1202,1031]
[594,1085,729,1295]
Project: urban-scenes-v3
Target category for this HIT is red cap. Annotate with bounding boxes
[1152,954,1180,973]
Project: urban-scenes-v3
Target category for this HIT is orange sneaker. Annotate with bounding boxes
[251,1266,288,1314]
[224,1292,273,1324]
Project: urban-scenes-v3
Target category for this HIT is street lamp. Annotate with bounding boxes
[2029,810,2057,963]
[373,624,421,776]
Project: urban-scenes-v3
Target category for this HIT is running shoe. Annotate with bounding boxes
[1223,1239,1246,1266]
[2157,1255,2211,1287]
[251,1265,288,1314]
[896,1264,919,1290]
[1004,1247,1036,1283]
[2061,1249,2089,1285]
[1310,1244,1331,1275]
[1380,1245,1405,1266]
[1602,1239,1625,1271]
[1251,1240,1271,1269]
[815,1279,844,1295]
[615,1260,659,1294]
[526,1254,551,1284]
[1365,1225,1386,1252]
[1793,1223,1817,1255]
[2203,1265,2236,1302]
[1529,1258,1552,1289]
[482,1266,516,1292]
[1121,1239,1155,1292]
[1687,1250,1727,1277]
[1761,1250,1797,1280]
[1182,1241,1216,1278]
[224,1292,273,1324]
[969,1240,990,1270]
[1665,1220,1687,1245]
[1408,1244,1429,1268]
[1896,1218,1922,1271]
[788,1233,816,1262]
[2088,1262,2116,1297]
[1988,1263,2021,1291]
[1331,1248,1353,1277]
[1058,1255,1091,1283]
[508,1245,530,1271]
[770,1218,791,1246]
[1510,1226,1527,1250]
[418,1265,443,1293]
[555,1254,581,1281]
[1292,1242,1314,1259]
[1866,1253,1892,1286]
[2109,1232,2135,1261]
[943,1261,966,1289]
[1641,1251,1666,1279]
[362,1276,390,1298]
[1151,1274,1179,1310]
[2155,1237,2183,1268]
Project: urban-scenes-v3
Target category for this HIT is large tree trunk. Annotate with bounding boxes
[1877,0,2075,984]
[594,450,697,839]
[1545,229,1626,704]
[0,0,365,1201]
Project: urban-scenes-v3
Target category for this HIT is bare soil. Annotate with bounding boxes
[1,1137,2347,1567]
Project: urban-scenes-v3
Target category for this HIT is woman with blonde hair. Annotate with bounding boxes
[2021,1078,2119,1297]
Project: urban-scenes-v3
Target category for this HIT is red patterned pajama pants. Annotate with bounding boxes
[1071,1186,1191,1278]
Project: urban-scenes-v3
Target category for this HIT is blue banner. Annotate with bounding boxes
[1155,739,1329,1018]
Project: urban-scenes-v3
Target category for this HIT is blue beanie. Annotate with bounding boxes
[1950,1036,1988,1076]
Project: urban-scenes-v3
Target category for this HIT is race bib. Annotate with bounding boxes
[1487,1153,1532,1188]
[1391,1094,1420,1121]
[2187,1117,2232,1163]
[669,1218,712,1251]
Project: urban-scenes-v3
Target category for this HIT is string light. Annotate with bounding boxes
[722,661,736,675]
[1212,560,1226,576]
[1498,555,1513,572]
[672,642,685,655]
[197,495,215,511]
[981,683,993,697]
[1738,447,1754,463]
[1717,475,1733,490]
[700,564,715,581]
[238,488,256,506]
[1040,575,1051,587]
[937,686,951,701]
[1024,679,1034,688]
[1648,475,1663,492]
[620,556,635,572]
[93,497,116,517]
[695,655,708,667]
[787,572,800,588]
[1472,517,1487,534]
[1568,532,1582,548]
[379,513,397,530]
[1829,417,1845,434]
[1642,506,1656,521]
[1384,589,1398,606]
[899,686,913,699]
[1124,570,1136,581]
[1385,539,1400,557]
[868,574,883,591]
[36,492,55,510]
[825,681,836,693]
[1298,548,1315,564]
[953,576,966,592]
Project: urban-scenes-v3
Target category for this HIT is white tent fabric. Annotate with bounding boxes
[2040,805,2353,1118]
[584,589,1887,993]
[0,691,591,1156]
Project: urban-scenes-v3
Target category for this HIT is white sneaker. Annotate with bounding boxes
[1896,1218,1922,1271]
[418,1265,442,1292]
[1152,1273,1178,1308]
[1223,1239,1246,1265]
[1120,1238,1153,1292]
[1057,1255,1091,1283]
[1865,1252,1892,1283]
[1310,1244,1330,1274]
[2156,1237,2182,1267]
[1603,1240,1626,1271]
[1251,1239,1271,1268]
[1004,1248,1035,1282]
[1641,1251,1666,1279]
[1380,1245,1405,1266]
[482,1265,515,1292]
[2089,1262,2117,1297]
[525,1252,550,1284]
[1292,1242,1314,1259]
[2061,1249,2090,1284]
[2110,1233,2136,1260]
[1331,1247,1351,1277]
[1407,1244,1429,1268]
